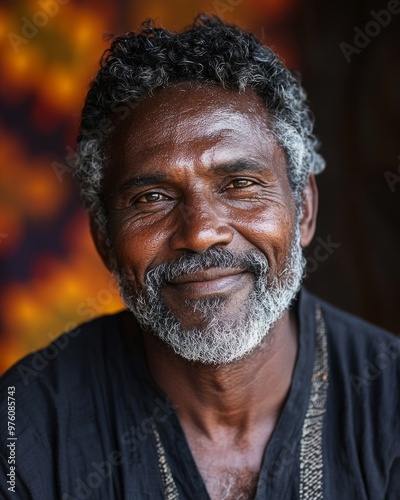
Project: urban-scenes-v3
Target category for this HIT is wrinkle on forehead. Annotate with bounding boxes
[117,85,276,153]
[104,82,286,185]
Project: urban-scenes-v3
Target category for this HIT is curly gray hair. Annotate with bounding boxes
[76,14,325,233]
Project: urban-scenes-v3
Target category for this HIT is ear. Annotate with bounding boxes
[89,215,114,272]
[299,174,318,248]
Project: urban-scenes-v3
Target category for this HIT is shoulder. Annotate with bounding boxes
[301,288,399,365]
[0,310,130,390]
[0,310,140,497]
[0,311,134,450]
[300,289,400,495]
[300,288,400,401]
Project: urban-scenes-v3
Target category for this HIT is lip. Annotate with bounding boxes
[167,268,245,285]
[165,268,249,297]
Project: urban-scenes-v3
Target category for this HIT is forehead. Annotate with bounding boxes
[105,83,287,179]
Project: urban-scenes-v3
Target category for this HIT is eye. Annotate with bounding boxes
[225,179,254,189]
[135,192,170,203]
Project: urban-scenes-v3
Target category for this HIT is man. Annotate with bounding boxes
[1,14,399,500]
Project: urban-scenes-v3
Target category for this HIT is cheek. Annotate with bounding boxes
[234,205,295,270]
[109,217,170,285]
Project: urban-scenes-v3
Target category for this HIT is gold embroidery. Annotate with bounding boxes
[299,305,329,499]
[152,418,180,499]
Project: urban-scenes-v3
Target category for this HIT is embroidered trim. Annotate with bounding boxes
[299,305,329,499]
[152,418,180,499]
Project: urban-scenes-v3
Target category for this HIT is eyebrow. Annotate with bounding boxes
[211,159,267,175]
[119,172,168,193]
[117,159,268,194]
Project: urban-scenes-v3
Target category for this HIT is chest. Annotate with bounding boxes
[185,432,270,500]
[200,465,259,500]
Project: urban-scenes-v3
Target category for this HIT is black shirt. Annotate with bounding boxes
[1,289,399,499]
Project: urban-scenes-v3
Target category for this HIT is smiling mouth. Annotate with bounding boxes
[167,268,246,285]
[165,268,249,297]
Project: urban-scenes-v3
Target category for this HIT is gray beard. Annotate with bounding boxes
[117,226,306,365]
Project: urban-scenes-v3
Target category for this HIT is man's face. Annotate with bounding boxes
[101,83,305,364]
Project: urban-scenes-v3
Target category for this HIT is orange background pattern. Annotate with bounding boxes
[0,0,301,374]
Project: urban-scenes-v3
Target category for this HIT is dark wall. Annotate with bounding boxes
[297,0,400,333]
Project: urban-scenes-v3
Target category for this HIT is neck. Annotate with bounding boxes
[142,308,299,438]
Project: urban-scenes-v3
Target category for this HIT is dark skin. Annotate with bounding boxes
[92,82,318,499]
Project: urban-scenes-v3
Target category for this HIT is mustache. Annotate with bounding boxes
[145,247,270,286]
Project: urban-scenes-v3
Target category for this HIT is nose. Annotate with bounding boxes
[169,198,234,253]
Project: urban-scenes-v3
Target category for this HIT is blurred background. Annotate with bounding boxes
[0,0,399,374]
